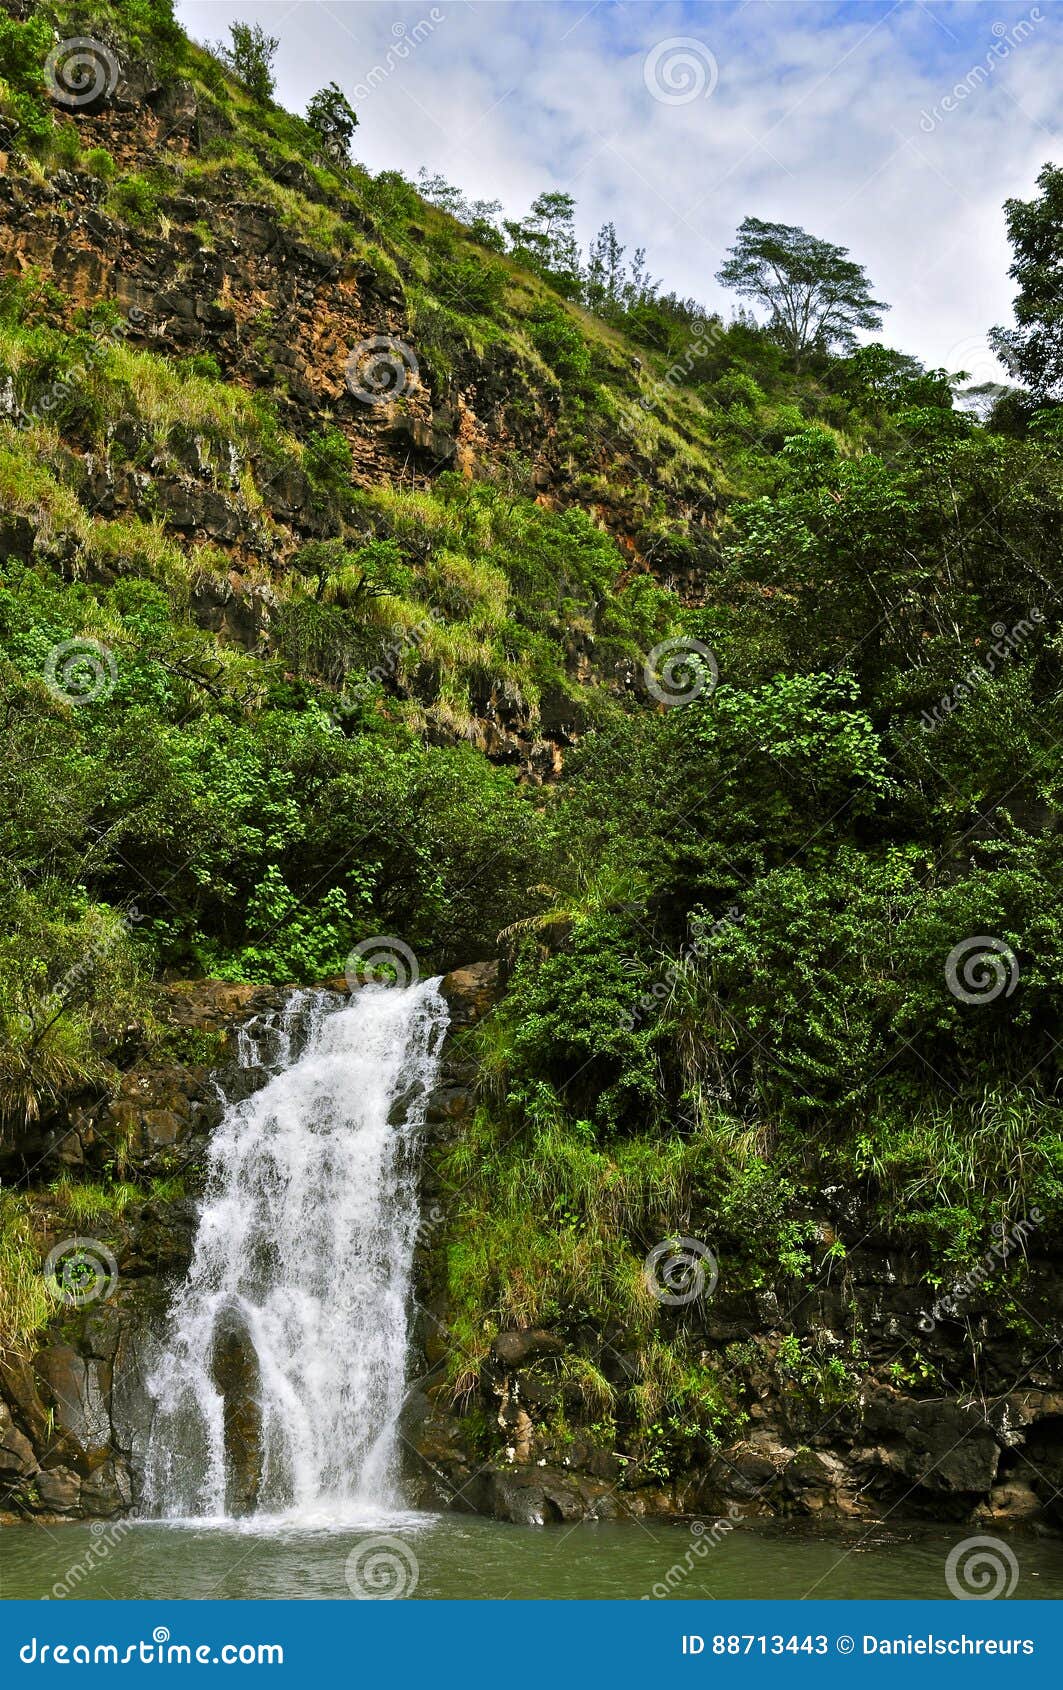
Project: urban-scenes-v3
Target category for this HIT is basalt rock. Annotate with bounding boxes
[5,966,1063,1529]
[0,970,496,1522]
[211,1326,263,1518]
[491,1329,565,1369]
[410,1201,1063,1528]
[439,961,499,1028]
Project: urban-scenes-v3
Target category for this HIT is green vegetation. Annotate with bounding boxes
[716,216,887,363]
[1,0,1060,1465]
[0,9,54,145]
[992,163,1063,400]
[305,81,358,166]
[211,20,278,105]
[0,1191,53,1357]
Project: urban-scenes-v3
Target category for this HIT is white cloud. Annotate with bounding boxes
[176,0,1061,375]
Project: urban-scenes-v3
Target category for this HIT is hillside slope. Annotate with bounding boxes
[2,0,1063,1528]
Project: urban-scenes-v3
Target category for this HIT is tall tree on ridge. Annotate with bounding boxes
[716,217,887,367]
[991,162,1063,401]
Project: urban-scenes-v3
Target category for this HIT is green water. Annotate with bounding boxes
[2,1515,1061,1601]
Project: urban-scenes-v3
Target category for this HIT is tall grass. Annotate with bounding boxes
[0,1195,51,1360]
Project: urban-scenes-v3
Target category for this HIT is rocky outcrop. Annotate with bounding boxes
[0,62,719,786]
[407,1058,1063,1529]
[0,143,715,549]
[4,968,1061,1532]
[0,979,304,1521]
[0,968,498,1523]
[410,1316,1063,1530]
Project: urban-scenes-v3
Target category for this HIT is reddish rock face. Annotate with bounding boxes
[0,61,723,792]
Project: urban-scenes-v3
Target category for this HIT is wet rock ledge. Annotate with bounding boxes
[0,966,493,1524]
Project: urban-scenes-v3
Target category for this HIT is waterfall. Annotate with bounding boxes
[143,981,449,1526]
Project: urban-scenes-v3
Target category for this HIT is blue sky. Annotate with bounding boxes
[175,1,1061,378]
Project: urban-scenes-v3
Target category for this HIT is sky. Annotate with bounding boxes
[174,1,1061,379]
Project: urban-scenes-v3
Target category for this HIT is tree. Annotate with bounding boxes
[585,221,627,313]
[838,343,952,410]
[504,192,582,294]
[417,168,467,219]
[306,82,358,166]
[416,167,504,248]
[215,21,278,103]
[990,163,1063,400]
[716,217,887,366]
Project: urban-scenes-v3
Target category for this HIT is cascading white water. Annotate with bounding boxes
[144,981,449,1526]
